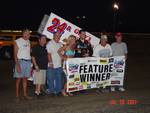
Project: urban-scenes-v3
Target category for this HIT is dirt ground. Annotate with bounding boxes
[0,38,150,113]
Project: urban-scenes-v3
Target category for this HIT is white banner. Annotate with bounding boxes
[38,13,100,47]
[66,56,126,92]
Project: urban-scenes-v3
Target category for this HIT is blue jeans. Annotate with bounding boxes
[47,67,62,94]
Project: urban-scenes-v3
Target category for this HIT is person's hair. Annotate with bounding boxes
[39,34,47,39]
[22,29,30,34]
[66,35,76,45]
[79,29,86,34]
[53,32,61,36]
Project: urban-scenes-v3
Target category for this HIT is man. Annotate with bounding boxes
[93,35,112,57]
[31,35,48,96]
[46,32,63,96]
[93,35,112,93]
[111,32,128,91]
[14,29,32,101]
[75,30,93,57]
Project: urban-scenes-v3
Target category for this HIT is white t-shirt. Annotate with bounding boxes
[46,40,62,68]
[15,38,31,60]
[93,44,112,57]
[111,42,128,56]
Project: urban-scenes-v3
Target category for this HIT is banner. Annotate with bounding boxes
[66,56,126,92]
[38,13,100,47]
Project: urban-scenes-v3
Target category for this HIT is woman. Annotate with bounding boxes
[58,35,76,96]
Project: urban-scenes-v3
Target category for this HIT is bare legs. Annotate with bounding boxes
[15,77,28,97]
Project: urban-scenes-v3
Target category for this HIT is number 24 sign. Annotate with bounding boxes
[47,18,74,35]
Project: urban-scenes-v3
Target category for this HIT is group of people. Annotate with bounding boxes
[13,29,128,102]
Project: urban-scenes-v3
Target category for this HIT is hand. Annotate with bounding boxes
[48,63,53,68]
[63,56,67,60]
[16,64,21,73]
[35,65,40,72]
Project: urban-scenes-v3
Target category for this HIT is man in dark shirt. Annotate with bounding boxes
[31,34,48,96]
[74,30,93,94]
[75,30,93,57]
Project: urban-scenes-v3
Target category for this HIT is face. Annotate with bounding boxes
[22,31,30,40]
[100,39,107,46]
[115,35,122,43]
[39,37,47,46]
[79,31,86,40]
[69,37,76,49]
[71,37,76,45]
[53,32,61,43]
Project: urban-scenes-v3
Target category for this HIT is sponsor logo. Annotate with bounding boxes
[75,82,80,85]
[109,58,114,63]
[68,87,78,91]
[100,59,108,64]
[88,60,97,62]
[80,63,86,66]
[114,60,124,68]
[69,74,74,79]
[74,77,80,82]
[116,69,124,73]
[79,85,84,90]
[96,83,101,88]
[69,64,79,72]
[87,84,91,89]
[111,81,120,84]
[69,82,74,86]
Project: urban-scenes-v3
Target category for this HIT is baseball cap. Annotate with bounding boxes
[115,32,122,36]
[101,35,108,40]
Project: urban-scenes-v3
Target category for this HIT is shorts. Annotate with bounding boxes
[33,70,46,85]
[13,59,31,78]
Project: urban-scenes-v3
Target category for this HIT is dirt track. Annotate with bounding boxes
[0,37,150,113]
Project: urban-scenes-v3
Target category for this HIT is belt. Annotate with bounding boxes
[19,59,31,61]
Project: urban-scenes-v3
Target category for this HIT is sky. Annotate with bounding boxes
[0,0,150,33]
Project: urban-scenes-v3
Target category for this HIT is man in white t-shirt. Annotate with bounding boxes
[93,35,112,57]
[14,29,32,102]
[111,32,128,91]
[46,32,63,96]
[93,35,112,93]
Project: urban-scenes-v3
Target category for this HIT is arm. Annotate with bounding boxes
[32,56,39,71]
[87,44,93,57]
[31,47,39,71]
[14,41,21,73]
[46,42,53,68]
[109,44,113,57]
[123,43,128,60]
[93,46,98,57]
[58,46,67,60]
[47,52,53,68]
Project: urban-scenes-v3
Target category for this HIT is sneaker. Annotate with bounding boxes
[46,89,55,95]
[39,93,45,96]
[111,87,116,92]
[119,87,125,91]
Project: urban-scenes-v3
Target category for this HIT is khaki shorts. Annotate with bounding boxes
[33,70,46,85]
